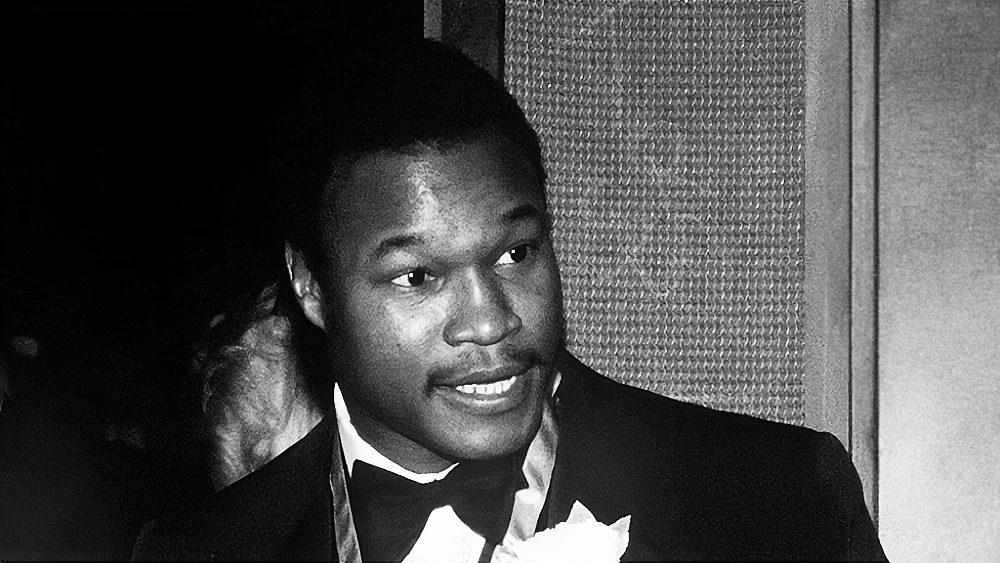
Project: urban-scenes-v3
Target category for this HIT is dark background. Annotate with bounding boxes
[1,1,421,558]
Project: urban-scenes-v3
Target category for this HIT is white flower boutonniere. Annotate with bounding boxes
[493,501,631,563]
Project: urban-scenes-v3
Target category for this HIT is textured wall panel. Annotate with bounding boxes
[506,1,806,424]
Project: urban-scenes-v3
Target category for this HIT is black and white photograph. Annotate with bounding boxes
[2,1,998,561]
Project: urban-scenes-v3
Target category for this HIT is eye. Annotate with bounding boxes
[497,244,532,266]
[390,269,435,287]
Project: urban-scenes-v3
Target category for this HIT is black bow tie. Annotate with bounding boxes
[348,454,527,562]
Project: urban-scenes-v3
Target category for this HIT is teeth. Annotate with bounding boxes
[455,375,517,395]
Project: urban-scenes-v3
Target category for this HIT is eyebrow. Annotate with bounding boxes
[371,233,424,261]
[369,203,547,262]
[502,203,543,223]
[505,202,554,233]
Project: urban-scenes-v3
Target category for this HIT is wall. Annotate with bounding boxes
[879,0,1000,561]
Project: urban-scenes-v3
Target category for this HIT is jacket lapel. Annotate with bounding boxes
[542,352,672,561]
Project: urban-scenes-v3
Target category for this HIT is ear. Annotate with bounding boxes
[285,242,326,330]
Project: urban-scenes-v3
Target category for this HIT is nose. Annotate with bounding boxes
[443,268,523,347]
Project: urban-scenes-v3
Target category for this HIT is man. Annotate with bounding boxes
[133,40,887,561]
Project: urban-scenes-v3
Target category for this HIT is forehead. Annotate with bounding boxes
[326,136,544,260]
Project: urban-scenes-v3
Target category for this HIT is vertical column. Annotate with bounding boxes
[804,2,851,449]
[849,0,879,524]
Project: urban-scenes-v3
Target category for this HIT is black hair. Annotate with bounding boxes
[274,38,547,287]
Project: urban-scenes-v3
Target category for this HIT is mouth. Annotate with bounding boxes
[452,373,518,396]
[432,361,530,388]
[432,365,538,414]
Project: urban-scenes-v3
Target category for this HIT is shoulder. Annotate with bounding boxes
[131,414,336,561]
[555,350,823,456]
[556,351,852,492]
[553,351,885,560]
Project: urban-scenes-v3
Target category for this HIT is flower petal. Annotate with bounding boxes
[566,500,597,525]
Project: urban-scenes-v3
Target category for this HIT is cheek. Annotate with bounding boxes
[386,302,444,346]
[347,292,447,356]
[514,262,563,333]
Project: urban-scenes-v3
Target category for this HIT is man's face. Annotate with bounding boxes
[314,134,563,471]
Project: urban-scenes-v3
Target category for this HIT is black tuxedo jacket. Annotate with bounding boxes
[132,351,886,561]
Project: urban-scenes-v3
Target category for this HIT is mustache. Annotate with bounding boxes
[426,346,552,385]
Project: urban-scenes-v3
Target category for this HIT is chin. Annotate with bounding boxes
[448,410,544,461]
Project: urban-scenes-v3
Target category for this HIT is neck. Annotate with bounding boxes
[339,390,455,474]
